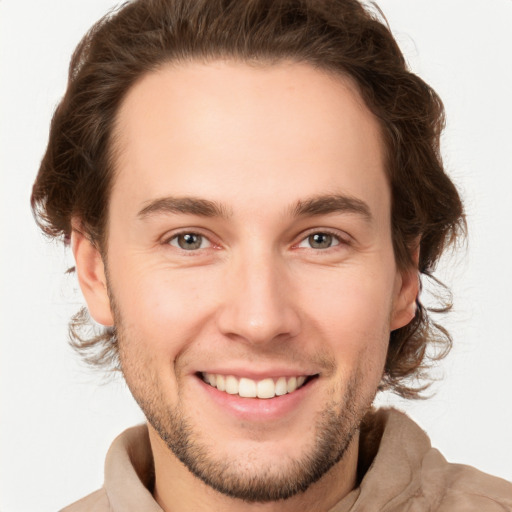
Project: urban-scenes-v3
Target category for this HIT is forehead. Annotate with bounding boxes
[110,60,388,223]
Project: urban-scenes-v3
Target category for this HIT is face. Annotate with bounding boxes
[76,60,417,503]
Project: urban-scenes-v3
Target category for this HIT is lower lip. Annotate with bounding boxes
[195,375,317,422]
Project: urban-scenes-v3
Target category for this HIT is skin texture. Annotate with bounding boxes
[72,60,418,512]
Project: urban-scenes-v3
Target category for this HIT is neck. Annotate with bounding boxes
[148,423,360,512]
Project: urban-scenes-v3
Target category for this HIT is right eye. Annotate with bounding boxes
[167,233,212,251]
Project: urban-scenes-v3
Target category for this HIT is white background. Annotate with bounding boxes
[1,1,511,510]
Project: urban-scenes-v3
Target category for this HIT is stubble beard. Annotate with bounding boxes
[122,348,371,503]
[145,378,365,502]
[111,291,376,503]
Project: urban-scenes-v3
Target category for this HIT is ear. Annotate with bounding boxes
[390,247,420,331]
[71,224,114,326]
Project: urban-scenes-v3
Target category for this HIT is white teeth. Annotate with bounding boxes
[257,378,275,399]
[287,376,297,393]
[275,376,288,396]
[225,375,239,394]
[201,373,310,399]
[239,377,257,398]
[216,374,226,392]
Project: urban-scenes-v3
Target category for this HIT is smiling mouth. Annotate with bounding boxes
[199,372,318,399]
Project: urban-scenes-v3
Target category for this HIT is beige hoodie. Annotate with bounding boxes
[61,408,512,511]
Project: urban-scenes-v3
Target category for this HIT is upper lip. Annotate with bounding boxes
[195,368,319,380]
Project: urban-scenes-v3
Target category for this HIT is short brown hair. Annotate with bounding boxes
[31,0,465,398]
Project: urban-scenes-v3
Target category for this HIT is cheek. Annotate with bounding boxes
[109,260,219,353]
[298,266,393,368]
[301,265,395,330]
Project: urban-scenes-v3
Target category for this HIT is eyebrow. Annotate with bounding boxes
[137,196,231,219]
[137,193,372,222]
[290,194,373,222]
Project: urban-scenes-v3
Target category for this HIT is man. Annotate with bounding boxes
[29,0,512,510]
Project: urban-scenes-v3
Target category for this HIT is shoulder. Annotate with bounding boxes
[59,488,111,512]
[356,409,512,512]
[421,449,512,511]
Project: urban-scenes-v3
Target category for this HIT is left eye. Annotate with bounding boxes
[297,232,341,249]
[168,233,211,250]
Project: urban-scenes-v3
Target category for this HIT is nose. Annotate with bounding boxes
[216,251,301,346]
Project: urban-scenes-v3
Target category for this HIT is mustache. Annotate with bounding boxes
[174,342,337,378]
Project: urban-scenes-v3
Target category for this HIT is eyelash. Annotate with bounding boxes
[163,228,351,254]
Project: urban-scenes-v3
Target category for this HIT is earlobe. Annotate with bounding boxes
[71,225,114,326]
